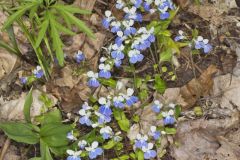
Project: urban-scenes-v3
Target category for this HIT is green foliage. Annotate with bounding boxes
[23,87,33,123]
[154,74,166,94]
[0,91,72,160]
[1,0,94,78]
[113,108,130,132]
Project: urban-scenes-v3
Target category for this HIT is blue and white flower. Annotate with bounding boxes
[174,30,185,41]
[111,21,122,33]
[78,140,87,149]
[122,88,139,106]
[143,0,153,11]
[128,49,144,64]
[98,97,112,116]
[111,44,125,60]
[123,6,142,22]
[66,150,82,160]
[67,130,77,141]
[75,50,85,63]
[102,11,115,29]
[20,77,28,84]
[85,141,103,159]
[87,71,100,87]
[162,109,175,125]
[151,100,163,113]
[116,0,126,9]
[134,134,148,149]
[122,20,136,36]
[148,126,161,140]
[95,111,112,124]
[142,143,157,159]
[99,64,111,79]
[100,126,113,140]
[33,66,44,78]
[79,108,92,126]
[113,95,125,108]
[115,31,126,46]
[130,0,143,8]
[194,36,212,53]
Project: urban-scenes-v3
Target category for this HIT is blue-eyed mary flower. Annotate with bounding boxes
[99,64,111,79]
[102,11,114,29]
[111,44,125,60]
[98,97,112,116]
[87,71,100,87]
[123,6,142,22]
[142,143,157,159]
[115,31,126,46]
[122,20,137,36]
[100,126,113,140]
[124,88,139,106]
[143,0,153,11]
[33,66,44,78]
[111,21,122,33]
[20,77,28,84]
[130,0,143,8]
[148,126,161,140]
[151,100,163,113]
[162,109,175,125]
[174,30,185,42]
[194,36,212,53]
[116,0,125,9]
[85,141,103,159]
[128,49,144,64]
[75,50,85,63]
[78,140,87,149]
[95,111,112,124]
[67,130,77,141]
[79,107,92,126]
[66,150,82,160]
[113,95,125,108]
[134,134,148,149]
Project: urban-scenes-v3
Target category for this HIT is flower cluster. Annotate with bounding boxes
[19,65,44,85]
[66,141,103,160]
[151,100,176,125]
[174,30,213,54]
[134,126,163,159]
[78,88,138,128]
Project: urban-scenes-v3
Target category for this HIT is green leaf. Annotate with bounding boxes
[40,140,53,160]
[0,122,39,144]
[136,150,144,160]
[99,78,116,88]
[60,10,94,38]
[53,4,91,14]
[37,109,62,125]
[118,119,130,132]
[2,4,34,30]
[35,19,49,48]
[103,140,116,149]
[23,87,33,123]
[154,74,166,94]
[49,13,64,66]
[175,105,181,118]
[164,127,177,134]
[40,123,72,137]
[160,49,172,62]
[54,21,75,36]
[113,109,130,132]
[29,157,41,160]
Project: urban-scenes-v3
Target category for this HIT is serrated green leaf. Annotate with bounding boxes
[0,122,39,144]
[23,87,33,123]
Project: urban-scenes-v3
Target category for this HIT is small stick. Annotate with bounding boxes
[0,138,10,160]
